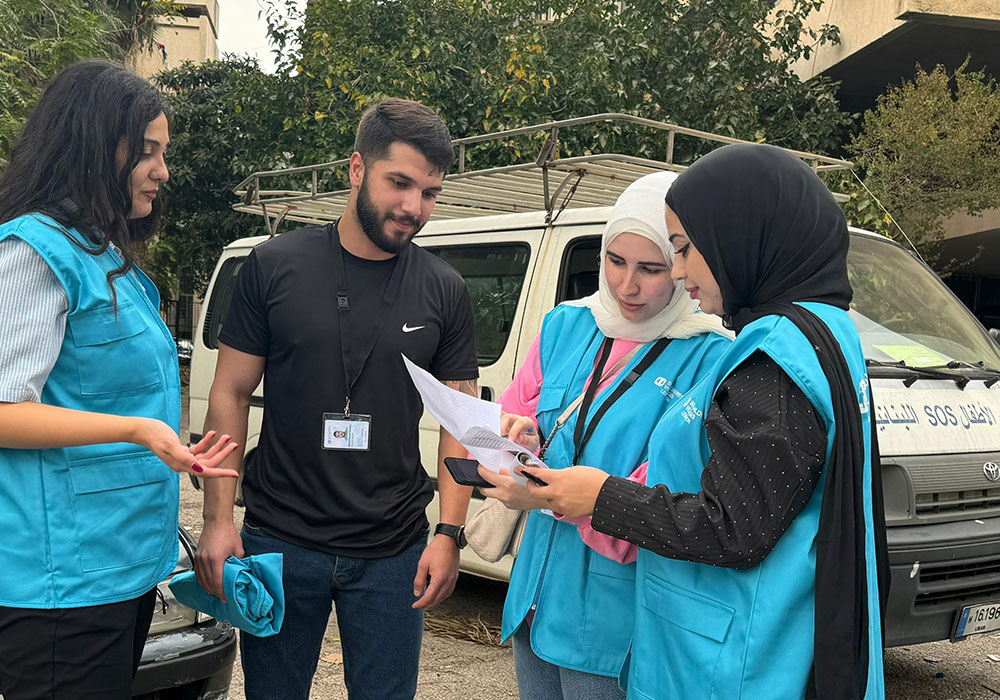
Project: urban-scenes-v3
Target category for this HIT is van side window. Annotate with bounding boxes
[557,236,601,303]
[425,244,530,366]
[202,256,246,349]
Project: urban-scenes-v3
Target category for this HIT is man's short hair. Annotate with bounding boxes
[354,98,454,173]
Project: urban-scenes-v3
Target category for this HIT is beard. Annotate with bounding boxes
[356,175,424,255]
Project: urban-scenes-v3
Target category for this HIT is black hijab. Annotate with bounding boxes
[666,144,889,700]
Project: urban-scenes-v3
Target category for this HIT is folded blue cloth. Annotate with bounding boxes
[169,553,284,637]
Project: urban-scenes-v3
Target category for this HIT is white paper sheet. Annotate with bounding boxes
[461,426,548,476]
[401,355,500,437]
[402,354,548,481]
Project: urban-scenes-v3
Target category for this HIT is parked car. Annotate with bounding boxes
[130,527,237,700]
[189,115,1000,647]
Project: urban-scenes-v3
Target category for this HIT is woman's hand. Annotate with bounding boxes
[521,465,610,518]
[501,412,539,452]
[190,430,241,475]
[135,420,240,478]
[478,466,550,511]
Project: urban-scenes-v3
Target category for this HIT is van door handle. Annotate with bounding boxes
[481,387,494,402]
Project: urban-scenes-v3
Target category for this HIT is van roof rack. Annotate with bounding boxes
[232,113,853,235]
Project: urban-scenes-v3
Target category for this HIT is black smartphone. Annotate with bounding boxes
[443,457,492,488]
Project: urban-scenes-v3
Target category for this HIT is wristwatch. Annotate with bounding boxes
[434,523,467,549]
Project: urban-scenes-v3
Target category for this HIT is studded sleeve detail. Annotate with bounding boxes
[591,351,826,569]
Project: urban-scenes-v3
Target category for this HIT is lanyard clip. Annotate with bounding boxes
[344,397,351,417]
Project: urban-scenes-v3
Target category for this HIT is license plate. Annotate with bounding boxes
[952,600,1000,640]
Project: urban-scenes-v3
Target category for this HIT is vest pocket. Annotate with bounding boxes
[536,382,569,414]
[633,574,736,700]
[68,452,171,572]
[535,382,569,451]
[68,303,162,395]
[581,556,635,653]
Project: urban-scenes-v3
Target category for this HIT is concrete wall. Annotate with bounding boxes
[779,0,1000,81]
[943,208,1000,241]
[130,1,219,79]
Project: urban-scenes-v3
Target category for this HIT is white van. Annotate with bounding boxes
[189,116,1000,647]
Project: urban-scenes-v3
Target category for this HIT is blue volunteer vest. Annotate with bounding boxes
[625,303,885,700]
[0,213,180,609]
[501,304,731,676]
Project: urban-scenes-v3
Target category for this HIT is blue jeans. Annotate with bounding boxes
[512,623,627,700]
[240,522,427,700]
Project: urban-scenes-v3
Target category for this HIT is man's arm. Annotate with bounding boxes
[412,377,477,609]
[437,378,478,524]
[193,343,266,602]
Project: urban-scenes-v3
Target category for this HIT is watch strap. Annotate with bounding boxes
[434,523,466,548]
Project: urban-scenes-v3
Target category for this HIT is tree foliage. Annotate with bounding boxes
[105,0,180,55]
[147,0,853,292]
[4,0,854,293]
[847,62,1000,274]
[0,0,175,165]
[267,0,850,171]
[0,0,115,163]
[149,57,293,295]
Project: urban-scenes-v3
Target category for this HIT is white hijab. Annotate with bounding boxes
[565,171,732,342]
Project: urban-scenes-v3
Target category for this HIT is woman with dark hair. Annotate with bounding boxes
[521,144,888,700]
[0,60,238,700]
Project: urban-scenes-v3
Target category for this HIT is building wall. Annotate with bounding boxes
[772,0,1000,326]
[780,0,1000,81]
[130,0,219,78]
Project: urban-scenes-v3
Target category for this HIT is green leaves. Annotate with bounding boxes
[0,0,175,166]
[276,0,848,171]
[846,61,1000,275]
[149,57,294,296]
[2,0,858,297]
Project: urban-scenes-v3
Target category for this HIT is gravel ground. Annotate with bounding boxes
[179,471,1000,700]
[179,370,1000,700]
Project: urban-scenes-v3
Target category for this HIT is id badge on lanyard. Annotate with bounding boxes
[321,224,407,454]
[322,412,372,451]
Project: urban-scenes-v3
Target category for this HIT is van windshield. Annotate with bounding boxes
[847,233,1000,371]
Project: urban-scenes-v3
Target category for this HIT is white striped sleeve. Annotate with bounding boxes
[0,237,69,403]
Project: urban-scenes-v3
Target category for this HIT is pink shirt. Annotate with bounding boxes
[499,332,643,565]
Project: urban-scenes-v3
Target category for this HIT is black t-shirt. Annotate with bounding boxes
[219,222,478,557]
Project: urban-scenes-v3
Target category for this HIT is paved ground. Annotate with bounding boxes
[178,370,1000,699]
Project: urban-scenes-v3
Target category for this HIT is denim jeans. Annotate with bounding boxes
[240,522,427,700]
[512,622,627,700]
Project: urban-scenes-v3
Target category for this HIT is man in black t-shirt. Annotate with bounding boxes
[193,100,478,700]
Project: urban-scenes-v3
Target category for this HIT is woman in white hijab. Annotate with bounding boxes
[478,172,732,700]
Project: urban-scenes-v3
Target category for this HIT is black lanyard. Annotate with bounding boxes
[572,336,672,463]
[329,223,409,415]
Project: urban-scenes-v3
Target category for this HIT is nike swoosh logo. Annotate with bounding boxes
[402,324,426,333]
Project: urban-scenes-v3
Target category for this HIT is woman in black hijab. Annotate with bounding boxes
[519,143,888,700]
